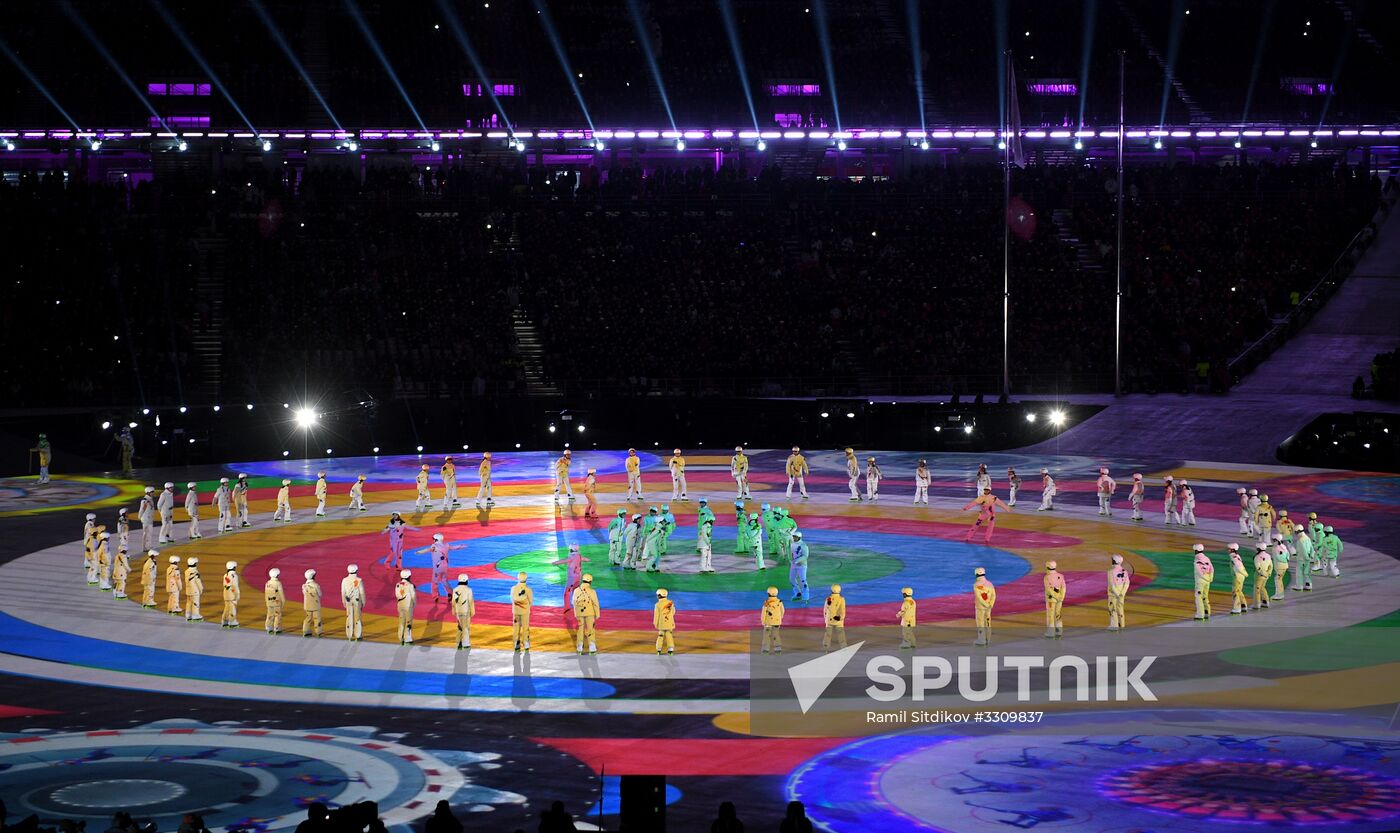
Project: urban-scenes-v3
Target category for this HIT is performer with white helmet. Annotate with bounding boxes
[1128,473,1144,521]
[272,479,292,523]
[1319,525,1343,578]
[1236,487,1250,535]
[394,569,416,644]
[625,448,643,501]
[607,509,627,565]
[1107,555,1130,630]
[220,561,241,627]
[184,557,204,622]
[1252,544,1273,610]
[761,587,785,653]
[157,482,176,544]
[415,464,432,512]
[669,449,688,501]
[914,459,931,505]
[302,569,323,637]
[789,531,809,601]
[785,447,809,499]
[698,516,716,573]
[1163,476,1181,525]
[1192,544,1213,620]
[116,507,130,553]
[164,554,182,614]
[451,575,475,649]
[342,565,364,641]
[440,455,459,508]
[314,471,327,516]
[1276,510,1297,555]
[1246,488,1262,538]
[1037,468,1056,511]
[475,451,494,506]
[865,456,883,501]
[94,530,111,590]
[265,568,285,633]
[1254,493,1277,542]
[140,549,159,608]
[1228,544,1248,614]
[975,464,992,497]
[1006,467,1021,507]
[82,513,96,578]
[844,448,861,501]
[583,468,599,517]
[553,449,575,502]
[511,571,533,651]
[348,475,368,512]
[623,513,643,569]
[429,533,452,601]
[381,513,419,572]
[1096,468,1117,516]
[1043,560,1066,638]
[1179,480,1197,526]
[1271,533,1290,600]
[214,477,232,532]
[1292,526,1316,591]
[234,473,252,528]
[573,573,601,654]
[138,486,156,550]
[731,446,750,499]
[973,568,997,646]
[653,588,676,654]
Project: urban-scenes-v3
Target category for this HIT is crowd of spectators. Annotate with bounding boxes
[0,154,1382,407]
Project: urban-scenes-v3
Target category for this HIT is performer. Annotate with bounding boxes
[607,508,627,565]
[572,573,601,654]
[265,568,285,633]
[973,567,997,646]
[696,498,716,553]
[475,451,494,506]
[342,565,364,641]
[139,486,156,550]
[82,513,97,582]
[898,587,917,648]
[914,459,931,505]
[115,426,134,477]
[302,569,323,637]
[1163,476,1181,525]
[1292,525,1316,591]
[731,446,750,498]
[1254,493,1277,541]
[551,543,589,610]
[844,448,861,501]
[1129,473,1144,521]
[623,513,644,569]
[788,531,809,601]
[733,499,750,555]
[761,587,785,654]
[271,479,292,524]
[865,456,883,501]
[1319,525,1343,578]
[962,488,1012,544]
[785,447,809,499]
[1107,554,1130,630]
[440,455,460,508]
[1271,533,1290,600]
[1276,510,1297,555]
[348,475,368,512]
[1006,467,1021,507]
[1043,560,1065,638]
[975,463,992,496]
[822,584,847,650]
[698,516,715,573]
[583,468,599,517]
[157,482,176,544]
[394,570,416,645]
[220,560,241,628]
[1251,544,1273,610]
[553,449,575,502]
[429,533,451,601]
[183,556,204,622]
[94,531,111,590]
[774,508,798,563]
[214,477,233,531]
[234,473,252,528]
[1038,468,1056,511]
[140,549,158,608]
[116,507,130,553]
[1179,480,1197,526]
[1192,544,1214,620]
[1236,488,1251,535]
[314,471,327,516]
[511,571,533,651]
[29,433,52,484]
[747,512,766,570]
[415,464,432,512]
[451,575,475,649]
[653,588,676,654]
[1246,489,1262,538]
[380,513,418,572]
[164,554,182,615]
[625,448,643,501]
[1096,468,1117,516]
[1228,544,1248,614]
[669,449,688,501]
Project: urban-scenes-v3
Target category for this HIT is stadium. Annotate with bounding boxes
[2,1,1400,831]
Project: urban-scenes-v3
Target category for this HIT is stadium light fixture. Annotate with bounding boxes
[756,139,767,151]
[1049,410,1066,426]
[578,424,586,433]
[101,420,111,430]
[262,139,272,151]
[1025,412,1037,422]
[294,407,318,428]
[963,424,973,434]
[177,141,188,151]
[373,446,381,453]
[675,139,686,151]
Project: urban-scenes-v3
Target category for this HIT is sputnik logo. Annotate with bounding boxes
[787,641,866,714]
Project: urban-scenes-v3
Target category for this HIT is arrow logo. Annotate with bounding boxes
[787,641,866,714]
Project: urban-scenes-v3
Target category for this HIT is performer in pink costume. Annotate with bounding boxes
[379,512,419,571]
[551,544,591,614]
[962,488,1012,544]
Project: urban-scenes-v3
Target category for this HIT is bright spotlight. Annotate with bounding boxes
[282,450,290,457]
[262,139,272,152]
[177,141,188,152]
[595,140,606,152]
[548,424,557,433]
[1073,139,1083,150]
[919,139,929,150]
[1049,410,1066,426]
[577,424,586,433]
[4,141,14,151]
[933,425,942,433]
[675,139,686,151]
[325,448,333,455]
[756,139,767,151]
[514,442,522,448]
[430,141,440,152]
[416,445,424,452]
[1153,139,1163,150]
[142,408,150,415]
[294,407,318,428]
[89,140,102,151]
[819,411,830,418]
[128,421,138,429]
[178,406,187,413]
[845,412,856,419]
[837,139,847,151]
[246,403,255,410]
[212,405,221,412]
[1309,139,1318,148]
[1025,412,1037,423]
[963,424,973,435]
[101,420,111,430]
[1234,140,1243,149]
[997,139,1006,150]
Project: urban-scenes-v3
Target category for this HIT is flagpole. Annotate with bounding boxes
[1002,48,1012,399]
[1114,49,1125,397]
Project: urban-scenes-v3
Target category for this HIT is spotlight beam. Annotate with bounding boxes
[530,0,592,132]
[904,0,925,132]
[61,2,170,133]
[248,0,342,130]
[1318,17,1355,129]
[439,0,516,134]
[1156,0,1188,129]
[1077,0,1098,133]
[148,0,257,134]
[344,0,428,132]
[625,0,677,130]
[1239,0,1276,124]
[717,0,759,132]
[0,38,81,131]
[810,0,842,133]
